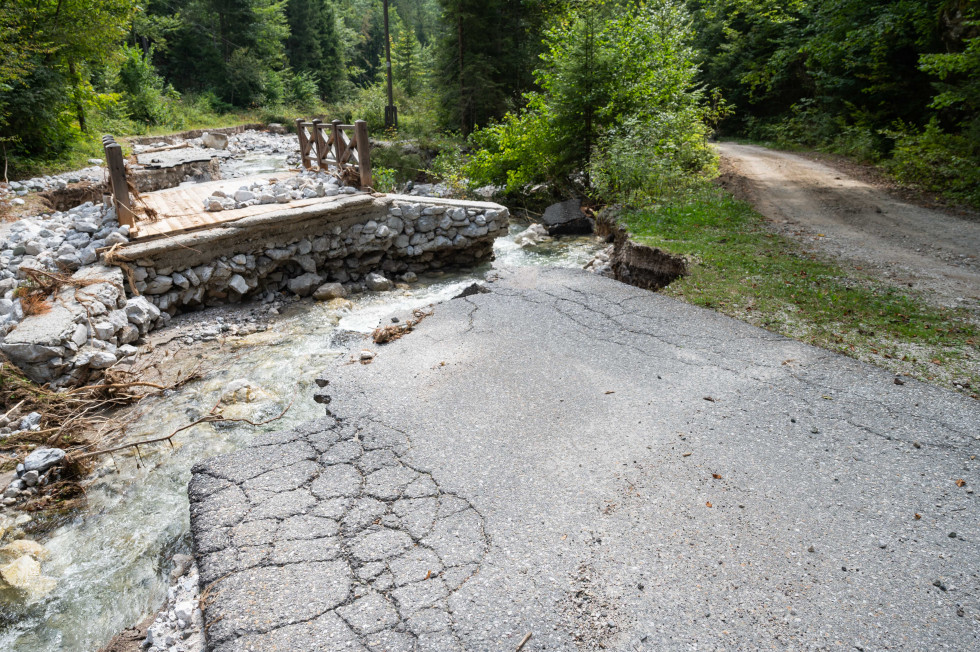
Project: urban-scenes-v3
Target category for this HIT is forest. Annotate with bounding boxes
[1,0,977,205]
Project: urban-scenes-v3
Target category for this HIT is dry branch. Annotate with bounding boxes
[73,398,294,461]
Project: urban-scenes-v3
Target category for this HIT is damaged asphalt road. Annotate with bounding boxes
[190,266,979,650]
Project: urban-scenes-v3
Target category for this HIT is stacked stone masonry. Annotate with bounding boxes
[126,195,509,313]
[0,194,507,387]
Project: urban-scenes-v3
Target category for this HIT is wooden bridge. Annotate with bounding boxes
[100,119,373,242]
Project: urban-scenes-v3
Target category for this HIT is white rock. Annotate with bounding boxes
[24,448,65,472]
[364,272,393,292]
[228,274,249,295]
[201,132,229,149]
[104,232,128,246]
[92,321,114,340]
[174,600,195,622]
[125,296,161,329]
[88,350,117,369]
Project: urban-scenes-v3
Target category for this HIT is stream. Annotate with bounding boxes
[0,204,603,650]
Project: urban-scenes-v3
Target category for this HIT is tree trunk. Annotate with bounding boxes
[67,60,86,133]
[458,13,466,135]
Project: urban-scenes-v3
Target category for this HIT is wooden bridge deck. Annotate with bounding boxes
[132,172,345,240]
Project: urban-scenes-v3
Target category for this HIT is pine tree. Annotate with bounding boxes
[286,0,344,99]
[391,27,423,96]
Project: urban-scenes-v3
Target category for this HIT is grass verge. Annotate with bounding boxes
[623,187,979,398]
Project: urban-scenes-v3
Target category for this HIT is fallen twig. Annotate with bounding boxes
[516,632,533,651]
[73,398,294,461]
[2,399,26,421]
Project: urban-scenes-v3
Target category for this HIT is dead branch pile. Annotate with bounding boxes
[372,307,433,344]
[0,353,204,474]
[13,266,112,317]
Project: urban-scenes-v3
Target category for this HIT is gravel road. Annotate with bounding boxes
[716,142,980,314]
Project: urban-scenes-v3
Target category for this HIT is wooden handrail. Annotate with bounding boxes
[294,118,373,189]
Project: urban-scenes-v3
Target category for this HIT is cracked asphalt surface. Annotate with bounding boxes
[190,266,980,650]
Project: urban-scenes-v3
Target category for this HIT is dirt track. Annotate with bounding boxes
[716,142,980,315]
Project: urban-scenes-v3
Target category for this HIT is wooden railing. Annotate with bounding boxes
[102,135,136,229]
[295,118,373,189]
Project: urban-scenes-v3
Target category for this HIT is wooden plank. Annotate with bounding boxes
[135,196,346,240]
[104,141,135,229]
[135,172,303,238]
[332,120,344,172]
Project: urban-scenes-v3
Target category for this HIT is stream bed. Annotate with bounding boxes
[0,226,603,651]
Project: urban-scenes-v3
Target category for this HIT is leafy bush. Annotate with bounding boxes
[886,119,980,207]
[591,113,716,205]
[371,145,426,183]
[464,1,716,203]
[117,45,179,126]
[430,145,469,195]
[371,166,398,193]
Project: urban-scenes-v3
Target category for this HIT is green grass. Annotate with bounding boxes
[623,187,980,397]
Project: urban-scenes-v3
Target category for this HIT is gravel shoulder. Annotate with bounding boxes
[715,142,980,315]
[191,266,980,650]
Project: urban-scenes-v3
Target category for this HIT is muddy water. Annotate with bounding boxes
[0,226,603,652]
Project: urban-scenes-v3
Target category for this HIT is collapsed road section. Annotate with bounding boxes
[190,266,979,650]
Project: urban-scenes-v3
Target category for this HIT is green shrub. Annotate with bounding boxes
[886,119,980,207]
[371,145,426,183]
[371,166,398,193]
[117,45,179,126]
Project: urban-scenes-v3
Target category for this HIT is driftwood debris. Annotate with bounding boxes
[372,307,433,344]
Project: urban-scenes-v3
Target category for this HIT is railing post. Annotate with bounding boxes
[331,120,343,174]
[103,137,135,229]
[355,120,372,189]
[312,119,329,170]
[295,118,312,169]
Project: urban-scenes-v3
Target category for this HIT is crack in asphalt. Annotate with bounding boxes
[189,416,489,651]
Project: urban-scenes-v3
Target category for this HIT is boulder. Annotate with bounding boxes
[365,272,393,292]
[287,272,323,297]
[0,539,50,563]
[23,448,65,473]
[201,132,229,149]
[0,555,56,599]
[144,275,173,295]
[540,198,592,235]
[313,282,347,301]
[228,274,249,295]
[124,296,161,331]
[513,223,551,247]
[104,231,129,247]
[88,350,117,369]
[1,304,80,381]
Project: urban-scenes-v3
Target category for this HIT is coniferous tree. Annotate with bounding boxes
[286,0,344,99]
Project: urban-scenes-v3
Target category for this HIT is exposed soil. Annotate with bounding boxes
[716,142,980,318]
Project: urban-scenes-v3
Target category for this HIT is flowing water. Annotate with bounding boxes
[0,224,604,651]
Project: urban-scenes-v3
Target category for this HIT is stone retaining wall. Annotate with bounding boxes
[0,194,508,386]
[115,194,509,315]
